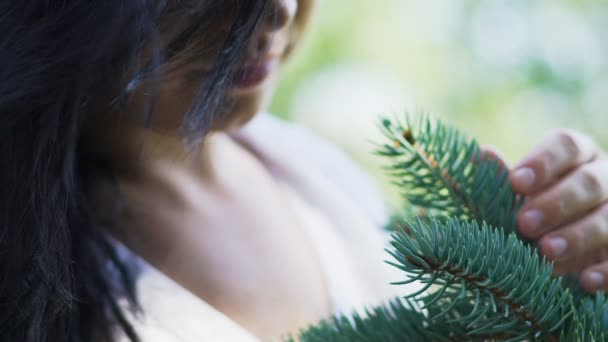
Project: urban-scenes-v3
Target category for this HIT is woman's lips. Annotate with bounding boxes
[232,57,280,90]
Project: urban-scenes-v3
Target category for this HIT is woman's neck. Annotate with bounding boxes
[83,112,219,182]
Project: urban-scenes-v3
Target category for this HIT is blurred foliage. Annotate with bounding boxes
[269,1,608,206]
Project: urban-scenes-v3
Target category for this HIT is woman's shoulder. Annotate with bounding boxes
[239,113,389,227]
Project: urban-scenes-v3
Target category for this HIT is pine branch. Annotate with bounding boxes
[294,298,468,342]
[295,297,548,342]
[388,217,573,340]
[377,115,523,234]
[292,115,608,341]
[561,293,608,341]
[295,218,580,341]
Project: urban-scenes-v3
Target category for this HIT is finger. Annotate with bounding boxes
[475,146,512,188]
[539,203,608,263]
[473,146,509,176]
[517,159,608,239]
[581,257,608,293]
[553,245,608,277]
[510,129,599,195]
[479,145,509,169]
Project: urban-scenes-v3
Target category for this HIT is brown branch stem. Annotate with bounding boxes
[408,256,559,341]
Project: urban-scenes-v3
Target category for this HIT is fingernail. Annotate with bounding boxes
[521,209,544,232]
[584,271,604,290]
[547,237,567,259]
[512,167,536,190]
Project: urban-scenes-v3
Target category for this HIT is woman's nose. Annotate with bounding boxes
[264,0,297,31]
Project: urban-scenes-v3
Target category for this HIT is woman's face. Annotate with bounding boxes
[134,0,317,133]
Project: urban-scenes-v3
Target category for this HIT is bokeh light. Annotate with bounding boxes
[270,1,608,207]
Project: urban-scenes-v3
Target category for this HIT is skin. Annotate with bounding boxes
[506,130,608,293]
[90,0,325,340]
[89,0,608,338]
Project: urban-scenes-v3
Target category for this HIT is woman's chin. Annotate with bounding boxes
[210,96,267,131]
[225,80,278,128]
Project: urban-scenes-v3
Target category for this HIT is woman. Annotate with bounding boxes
[2,1,608,341]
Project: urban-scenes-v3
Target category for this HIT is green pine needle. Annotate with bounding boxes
[292,299,455,342]
[388,217,573,340]
[290,114,608,341]
[377,115,523,234]
[561,293,608,341]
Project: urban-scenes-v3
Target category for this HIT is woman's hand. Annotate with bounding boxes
[508,129,608,293]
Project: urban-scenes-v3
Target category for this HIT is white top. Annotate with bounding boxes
[116,114,419,341]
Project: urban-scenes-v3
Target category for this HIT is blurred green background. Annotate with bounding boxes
[269,1,608,206]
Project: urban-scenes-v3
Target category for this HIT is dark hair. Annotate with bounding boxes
[0,1,268,341]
